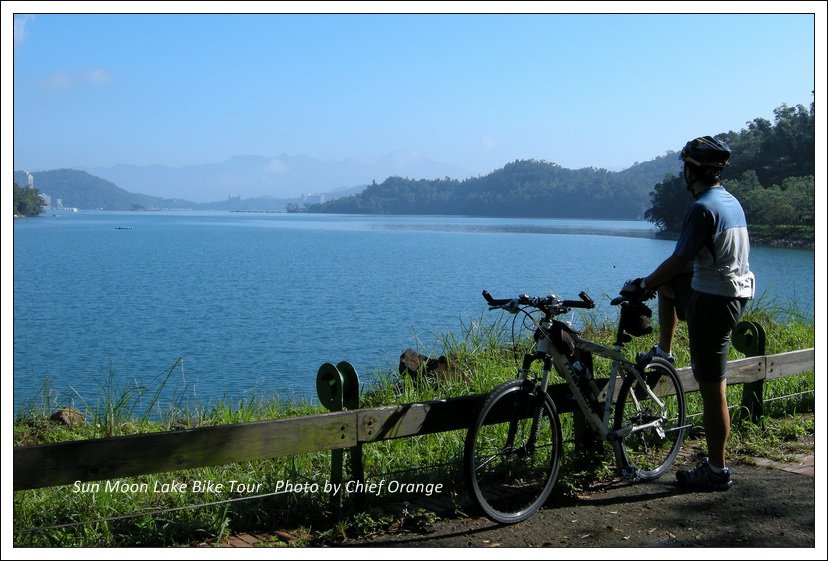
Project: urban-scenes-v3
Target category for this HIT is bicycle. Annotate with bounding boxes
[463,288,687,524]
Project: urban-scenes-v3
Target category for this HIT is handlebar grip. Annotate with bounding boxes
[482,290,514,307]
[561,291,596,309]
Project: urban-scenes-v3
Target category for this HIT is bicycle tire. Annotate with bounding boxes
[613,357,686,479]
[464,379,563,524]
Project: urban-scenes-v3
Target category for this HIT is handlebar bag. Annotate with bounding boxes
[620,302,653,337]
[536,320,578,356]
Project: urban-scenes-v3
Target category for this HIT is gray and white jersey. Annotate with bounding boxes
[674,185,755,299]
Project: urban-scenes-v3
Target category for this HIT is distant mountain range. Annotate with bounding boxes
[87,152,472,203]
[11,169,363,212]
[13,151,680,215]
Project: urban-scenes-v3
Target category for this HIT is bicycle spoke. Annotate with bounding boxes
[614,359,686,479]
[464,381,562,524]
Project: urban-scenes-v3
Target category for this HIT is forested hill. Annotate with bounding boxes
[11,169,196,211]
[305,154,680,219]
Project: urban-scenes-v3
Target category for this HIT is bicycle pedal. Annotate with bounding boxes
[620,466,640,481]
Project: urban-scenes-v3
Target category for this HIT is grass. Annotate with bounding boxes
[12,305,815,547]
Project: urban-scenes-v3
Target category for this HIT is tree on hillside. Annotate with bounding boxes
[307,157,673,219]
[644,175,692,232]
[728,172,814,226]
[724,102,815,187]
[13,182,45,217]
[645,100,815,233]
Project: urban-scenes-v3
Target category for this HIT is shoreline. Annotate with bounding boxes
[655,232,814,250]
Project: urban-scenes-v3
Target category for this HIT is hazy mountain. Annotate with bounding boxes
[12,169,198,211]
[13,169,366,212]
[88,152,472,203]
[14,152,679,215]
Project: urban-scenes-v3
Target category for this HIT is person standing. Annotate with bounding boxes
[621,135,755,490]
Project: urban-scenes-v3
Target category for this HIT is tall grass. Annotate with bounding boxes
[12,305,815,546]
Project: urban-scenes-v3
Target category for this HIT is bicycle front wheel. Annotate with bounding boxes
[464,379,563,524]
[613,357,686,479]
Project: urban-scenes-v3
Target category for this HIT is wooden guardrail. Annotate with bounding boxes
[13,348,814,492]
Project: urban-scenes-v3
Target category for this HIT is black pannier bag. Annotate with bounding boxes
[620,302,653,337]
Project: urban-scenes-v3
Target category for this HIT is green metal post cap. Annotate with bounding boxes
[336,361,360,410]
[316,361,361,411]
[316,363,344,411]
[732,321,766,356]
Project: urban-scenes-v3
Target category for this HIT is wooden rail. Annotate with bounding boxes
[13,348,814,492]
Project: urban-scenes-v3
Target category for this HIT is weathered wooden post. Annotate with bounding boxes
[732,321,767,424]
[316,361,363,513]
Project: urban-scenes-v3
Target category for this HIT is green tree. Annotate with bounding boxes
[643,174,691,232]
[646,99,815,233]
[13,182,46,217]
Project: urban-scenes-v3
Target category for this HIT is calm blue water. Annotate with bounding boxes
[12,212,815,414]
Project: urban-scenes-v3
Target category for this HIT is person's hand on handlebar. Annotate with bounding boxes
[620,278,655,302]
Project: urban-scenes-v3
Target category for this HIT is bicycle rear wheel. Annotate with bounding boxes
[464,379,562,524]
[613,357,686,479]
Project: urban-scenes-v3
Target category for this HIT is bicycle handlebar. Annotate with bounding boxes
[610,291,656,306]
[482,290,595,313]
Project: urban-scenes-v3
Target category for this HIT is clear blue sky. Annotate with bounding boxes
[6,6,821,175]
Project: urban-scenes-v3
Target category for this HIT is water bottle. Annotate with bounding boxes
[572,360,593,383]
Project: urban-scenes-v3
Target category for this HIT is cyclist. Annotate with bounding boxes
[621,135,755,491]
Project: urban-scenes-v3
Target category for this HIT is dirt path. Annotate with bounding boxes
[341,455,819,549]
[214,438,820,551]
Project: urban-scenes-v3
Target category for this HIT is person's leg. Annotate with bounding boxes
[664,273,694,353]
[657,286,678,354]
[646,274,692,362]
[676,375,732,490]
[677,293,743,490]
[698,379,730,469]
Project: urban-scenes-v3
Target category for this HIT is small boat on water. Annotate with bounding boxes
[115,226,134,230]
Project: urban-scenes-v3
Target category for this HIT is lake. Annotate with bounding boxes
[12,211,815,414]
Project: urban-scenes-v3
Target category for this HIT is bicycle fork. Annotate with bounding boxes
[508,354,553,454]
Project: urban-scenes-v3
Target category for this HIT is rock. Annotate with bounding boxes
[399,349,445,377]
[50,407,85,428]
[399,349,467,383]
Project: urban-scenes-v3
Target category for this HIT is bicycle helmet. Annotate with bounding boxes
[680,136,731,168]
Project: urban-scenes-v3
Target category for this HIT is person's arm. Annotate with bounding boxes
[644,254,692,290]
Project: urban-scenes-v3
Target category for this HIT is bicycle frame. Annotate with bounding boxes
[466,289,687,523]
[519,315,673,444]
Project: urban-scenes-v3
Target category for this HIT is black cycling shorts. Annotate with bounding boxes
[669,273,694,322]
[687,292,748,383]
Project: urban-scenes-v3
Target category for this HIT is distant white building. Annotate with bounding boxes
[301,193,325,205]
[27,172,34,188]
[40,192,52,207]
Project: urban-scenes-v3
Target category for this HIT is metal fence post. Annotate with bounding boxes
[732,321,767,424]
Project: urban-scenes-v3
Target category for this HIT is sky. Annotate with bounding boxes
[5,3,823,177]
